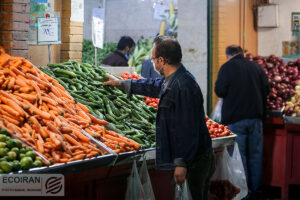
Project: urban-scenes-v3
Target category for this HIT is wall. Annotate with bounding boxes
[178,0,208,110]
[258,0,300,56]
[84,0,177,42]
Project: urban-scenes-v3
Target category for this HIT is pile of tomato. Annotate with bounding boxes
[120,72,160,108]
[120,72,140,80]
[206,116,233,138]
[144,97,159,108]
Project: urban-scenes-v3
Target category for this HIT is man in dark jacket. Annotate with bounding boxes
[215,45,270,200]
[141,59,163,79]
[101,36,135,66]
[104,37,215,200]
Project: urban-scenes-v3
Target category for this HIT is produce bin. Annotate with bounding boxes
[263,116,300,200]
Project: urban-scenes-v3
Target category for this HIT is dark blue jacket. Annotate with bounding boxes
[141,60,164,79]
[215,54,270,125]
[130,65,212,169]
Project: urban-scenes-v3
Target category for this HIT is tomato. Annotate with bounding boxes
[219,125,224,130]
[218,128,223,133]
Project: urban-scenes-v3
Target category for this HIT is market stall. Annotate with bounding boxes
[0,48,237,199]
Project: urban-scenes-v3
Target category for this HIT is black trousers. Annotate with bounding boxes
[186,152,216,200]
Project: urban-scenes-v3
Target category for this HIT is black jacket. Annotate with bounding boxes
[101,51,128,66]
[130,65,212,169]
[215,54,270,125]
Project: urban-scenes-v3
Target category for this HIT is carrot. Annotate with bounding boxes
[54,117,62,128]
[14,93,37,102]
[56,87,73,100]
[2,78,9,89]
[15,78,29,87]
[36,139,44,154]
[83,143,101,153]
[18,86,33,93]
[43,142,53,149]
[51,150,61,163]
[59,158,68,163]
[50,86,62,97]
[62,152,72,159]
[60,126,72,134]
[0,92,27,117]
[113,149,121,154]
[8,70,17,78]
[61,101,76,115]
[72,129,90,142]
[47,104,59,112]
[29,80,42,105]
[78,111,91,123]
[26,73,51,88]
[1,114,20,125]
[63,134,82,147]
[87,113,109,125]
[41,102,49,112]
[48,131,61,147]
[7,77,15,89]
[46,122,72,155]
[9,58,22,69]
[0,104,20,117]
[72,150,84,156]
[24,101,51,120]
[11,67,26,77]
[68,154,86,162]
[42,96,58,106]
[84,128,101,138]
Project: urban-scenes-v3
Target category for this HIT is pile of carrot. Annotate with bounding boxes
[0,47,141,164]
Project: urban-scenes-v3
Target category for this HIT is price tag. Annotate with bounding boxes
[37,17,59,44]
[92,8,105,49]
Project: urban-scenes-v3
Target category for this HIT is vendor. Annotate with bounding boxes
[101,36,135,66]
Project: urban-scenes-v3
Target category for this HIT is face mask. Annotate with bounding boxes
[153,63,164,76]
[125,54,131,60]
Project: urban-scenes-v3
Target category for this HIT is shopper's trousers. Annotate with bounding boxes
[186,152,216,200]
[229,118,263,198]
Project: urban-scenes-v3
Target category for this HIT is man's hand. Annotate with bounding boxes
[103,74,121,87]
[174,166,187,184]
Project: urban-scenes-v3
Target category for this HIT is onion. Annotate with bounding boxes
[273,75,282,82]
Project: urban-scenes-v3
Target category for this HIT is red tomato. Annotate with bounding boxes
[219,125,224,130]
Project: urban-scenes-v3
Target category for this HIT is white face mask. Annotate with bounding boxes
[151,59,164,75]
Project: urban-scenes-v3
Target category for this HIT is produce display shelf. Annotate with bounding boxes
[212,134,236,149]
[283,116,300,125]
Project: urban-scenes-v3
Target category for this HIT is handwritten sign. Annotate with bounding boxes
[92,8,105,49]
[70,0,84,22]
[37,17,59,43]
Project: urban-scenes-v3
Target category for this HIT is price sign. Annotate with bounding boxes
[92,8,105,49]
[37,17,60,44]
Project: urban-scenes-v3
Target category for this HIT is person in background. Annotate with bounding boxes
[104,36,215,200]
[101,36,135,66]
[215,45,270,200]
[141,59,163,79]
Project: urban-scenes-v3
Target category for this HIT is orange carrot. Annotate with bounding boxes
[77,102,90,113]
[48,131,61,147]
[7,77,15,89]
[68,154,86,162]
[72,129,90,142]
[63,134,82,147]
[87,113,109,125]
[14,93,37,102]
[26,73,51,88]
[42,96,58,106]
[59,158,68,163]
[51,150,61,163]
[29,80,42,105]
[0,104,20,117]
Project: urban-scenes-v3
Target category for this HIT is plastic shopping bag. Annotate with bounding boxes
[174,181,193,200]
[139,157,155,200]
[210,143,248,200]
[125,160,145,200]
[211,99,223,123]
